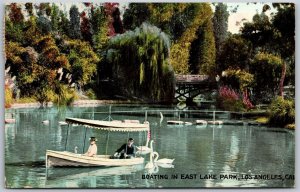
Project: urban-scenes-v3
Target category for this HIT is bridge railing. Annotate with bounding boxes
[175,74,209,83]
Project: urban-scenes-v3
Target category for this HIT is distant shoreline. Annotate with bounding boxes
[7,100,141,109]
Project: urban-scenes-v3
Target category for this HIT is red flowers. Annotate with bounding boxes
[219,86,254,110]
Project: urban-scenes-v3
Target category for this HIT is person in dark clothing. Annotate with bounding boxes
[113,138,136,159]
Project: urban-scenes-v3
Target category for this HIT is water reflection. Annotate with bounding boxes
[48,165,145,179]
[5,106,295,188]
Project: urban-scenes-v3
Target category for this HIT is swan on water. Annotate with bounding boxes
[145,151,155,169]
[152,151,174,164]
[160,112,164,125]
[74,146,78,154]
[58,121,68,126]
[42,120,50,124]
[184,122,193,126]
[137,140,154,155]
[156,163,174,168]
[145,151,175,170]
[196,120,208,125]
[147,163,159,174]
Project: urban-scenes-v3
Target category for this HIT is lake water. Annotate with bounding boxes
[4,105,295,188]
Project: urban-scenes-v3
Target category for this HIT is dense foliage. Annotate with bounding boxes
[217,3,294,115]
[4,3,295,112]
[217,86,244,112]
[5,3,101,106]
[250,52,283,103]
[268,96,295,127]
[104,23,175,102]
[123,3,216,75]
[213,3,229,72]
[218,35,251,73]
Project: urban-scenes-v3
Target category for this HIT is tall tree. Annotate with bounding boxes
[25,3,34,16]
[62,39,99,87]
[250,52,283,102]
[112,7,124,34]
[189,18,216,75]
[272,3,295,59]
[104,23,175,102]
[213,3,229,72]
[91,6,109,53]
[58,10,70,36]
[123,3,150,30]
[5,3,25,43]
[37,14,52,34]
[241,3,295,88]
[80,11,93,43]
[241,13,275,53]
[50,3,60,32]
[170,3,213,74]
[69,5,81,39]
[218,34,252,72]
[8,3,24,23]
[271,3,295,87]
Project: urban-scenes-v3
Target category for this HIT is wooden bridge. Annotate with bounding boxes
[175,74,218,102]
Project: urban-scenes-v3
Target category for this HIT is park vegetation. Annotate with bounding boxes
[5,3,294,127]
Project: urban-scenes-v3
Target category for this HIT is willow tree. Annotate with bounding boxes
[122,3,215,74]
[105,23,175,102]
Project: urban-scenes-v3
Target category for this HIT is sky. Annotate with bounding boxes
[226,2,274,34]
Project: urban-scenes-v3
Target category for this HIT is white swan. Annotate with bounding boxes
[160,112,164,124]
[208,120,223,125]
[156,163,174,168]
[137,140,154,155]
[145,151,155,169]
[42,120,50,125]
[152,151,174,164]
[58,121,68,126]
[196,120,208,125]
[74,146,78,154]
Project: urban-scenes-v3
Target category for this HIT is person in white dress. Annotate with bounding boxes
[84,137,98,157]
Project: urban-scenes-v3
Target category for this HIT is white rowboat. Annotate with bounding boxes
[46,117,149,168]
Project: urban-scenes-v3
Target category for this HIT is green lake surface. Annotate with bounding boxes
[5,105,295,188]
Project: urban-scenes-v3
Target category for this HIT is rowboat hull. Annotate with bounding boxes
[46,150,144,167]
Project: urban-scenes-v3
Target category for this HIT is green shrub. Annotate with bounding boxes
[219,99,244,112]
[53,85,78,106]
[285,124,295,130]
[35,88,56,106]
[85,89,96,99]
[268,96,295,127]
